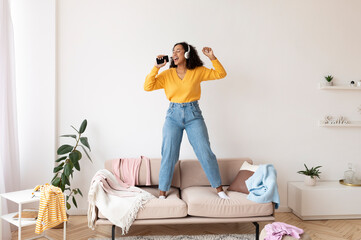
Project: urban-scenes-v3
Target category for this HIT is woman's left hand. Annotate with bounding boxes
[202,47,216,60]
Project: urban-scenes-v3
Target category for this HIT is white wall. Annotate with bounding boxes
[11,0,56,189]
[57,0,361,213]
[13,0,361,214]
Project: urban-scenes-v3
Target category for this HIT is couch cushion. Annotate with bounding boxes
[105,158,181,188]
[98,187,187,220]
[181,186,273,218]
[180,158,253,189]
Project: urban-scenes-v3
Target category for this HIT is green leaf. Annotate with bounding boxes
[73,160,80,171]
[53,162,65,173]
[79,119,87,134]
[57,144,74,155]
[77,189,83,197]
[66,195,69,201]
[70,150,81,171]
[79,145,92,162]
[64,163,73,177]
[71,125,79,133]
[62,173,70,185]
[60,179,65,192]
[51,173,58,182]
[66,202,71,210]
[72,196,78,208]
[56,156,67,163]
[52,177,61,187]
[80,137,91,151]
[70,150,82,161]
[60,134,77,139]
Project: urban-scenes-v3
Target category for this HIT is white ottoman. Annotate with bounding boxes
[260,228,311,240]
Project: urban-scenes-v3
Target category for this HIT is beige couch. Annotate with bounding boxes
[95,158,275,240]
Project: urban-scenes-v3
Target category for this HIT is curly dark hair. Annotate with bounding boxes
[169,42,204,70]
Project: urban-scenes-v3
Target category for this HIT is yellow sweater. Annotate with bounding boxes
[144,59,227,103]
[35,185,67,234]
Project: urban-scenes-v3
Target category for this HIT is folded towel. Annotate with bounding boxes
[245,164,280,209]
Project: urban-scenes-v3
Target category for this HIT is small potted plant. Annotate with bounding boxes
[324,75,334,86]
[297,164,322,186]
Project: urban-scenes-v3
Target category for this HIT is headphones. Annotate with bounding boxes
[184,44,191,59]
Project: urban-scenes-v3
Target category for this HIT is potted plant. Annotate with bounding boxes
[51,119,92,210]
[297,164,322,186]
[324,75,334,86]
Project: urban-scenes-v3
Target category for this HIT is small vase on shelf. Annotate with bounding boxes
[344,163,355,184]
[324,75,333,86]
[304,176,317,186]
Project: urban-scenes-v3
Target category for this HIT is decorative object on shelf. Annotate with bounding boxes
[13,209,38,221]
[357,80,361,87]
[52,119,92,210]
[324,75,334,86]
[320,115,348,125]
[358,105,361,113]
[297,164,322,186]
[344,163,355,184]
[350,81,356,87]
[339,179,361,186]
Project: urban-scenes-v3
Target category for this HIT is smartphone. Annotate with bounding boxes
[156,55,169,64]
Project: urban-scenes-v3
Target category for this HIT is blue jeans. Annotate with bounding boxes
[159,101,222,191]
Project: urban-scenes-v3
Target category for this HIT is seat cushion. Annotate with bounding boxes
[181,186,274,218]
[98,187,187,220]
[136,187,187,219]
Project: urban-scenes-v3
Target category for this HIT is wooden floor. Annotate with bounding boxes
[12,212,361,240]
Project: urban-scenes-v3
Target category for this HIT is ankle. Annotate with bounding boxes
[216,186,223,193]
[159,190,166,197]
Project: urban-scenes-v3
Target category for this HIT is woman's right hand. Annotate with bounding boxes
[155,55,168,68]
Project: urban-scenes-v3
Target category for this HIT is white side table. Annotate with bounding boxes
[0,189,66,240]
[288,181,361,220]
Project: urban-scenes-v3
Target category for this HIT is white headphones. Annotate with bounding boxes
[184,44,191,59]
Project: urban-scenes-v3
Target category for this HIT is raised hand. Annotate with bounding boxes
[202,47,216,60]
[155,55,168,68]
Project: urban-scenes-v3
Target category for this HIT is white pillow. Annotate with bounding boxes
[240,161,259,172]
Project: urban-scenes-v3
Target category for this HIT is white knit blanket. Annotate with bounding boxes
[88,169,154,234]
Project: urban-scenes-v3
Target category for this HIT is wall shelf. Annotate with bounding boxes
[319,121,361,127]
[319,83,361,90]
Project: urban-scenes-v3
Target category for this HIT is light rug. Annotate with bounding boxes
[89,234,255,240]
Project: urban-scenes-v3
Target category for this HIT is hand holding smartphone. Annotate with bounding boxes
[156,55,169,65]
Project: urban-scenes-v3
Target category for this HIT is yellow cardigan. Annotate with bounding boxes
[144,59,227,103]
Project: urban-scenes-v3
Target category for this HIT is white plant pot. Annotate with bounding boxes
[325,81,333,86]
[304,176,317,186]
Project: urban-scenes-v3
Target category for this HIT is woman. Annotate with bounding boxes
[144,42,229,199]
